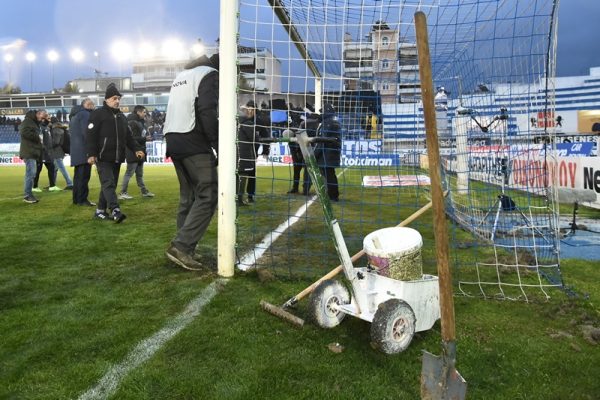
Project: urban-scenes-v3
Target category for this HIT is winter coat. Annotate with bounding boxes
[237,115,258,173]
[69,106,92,166]
[19,110,43,160]
[314,114,341,168]
[125,113,148,163]
[40,124,54,162]
[86,103,141,163]
[47,123,68,160]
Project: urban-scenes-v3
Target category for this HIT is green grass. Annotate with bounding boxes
[0,165,599,399]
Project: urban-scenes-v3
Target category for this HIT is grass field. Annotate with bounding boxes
[1,165,599,399]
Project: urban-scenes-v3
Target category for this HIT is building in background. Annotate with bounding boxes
[343,21,420,104]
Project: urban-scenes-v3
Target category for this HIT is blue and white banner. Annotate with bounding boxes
[554,142,594,157]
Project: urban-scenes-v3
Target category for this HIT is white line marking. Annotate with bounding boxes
[78,167,348,398]
[237,196,317,270]
[237,167,348,271]
[78,279,227,400]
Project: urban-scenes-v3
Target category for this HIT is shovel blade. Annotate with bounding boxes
[421,350,467,400]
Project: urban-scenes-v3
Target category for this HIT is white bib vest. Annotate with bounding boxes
[163,65,216,134]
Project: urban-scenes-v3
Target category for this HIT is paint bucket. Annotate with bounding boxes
[363,227,423,281]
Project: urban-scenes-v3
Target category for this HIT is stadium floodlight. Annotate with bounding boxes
[161,38,185,60]
[47,50,59,91]
[26,52,36,92]
[111,40,132,62]
[70,48,84,63]
[139,42,155,59]
[4,53,14,86]
[3,53,14,63]
[191,42,204,57]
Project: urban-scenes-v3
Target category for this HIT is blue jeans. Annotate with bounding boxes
[54,158,73,186]
[23,159,37,197]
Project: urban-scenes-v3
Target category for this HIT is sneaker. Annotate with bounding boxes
[93,210,110,221]
[79,200,97,207]
[119,192,133,200]
[64,185,73,190]
[111,208,127,223]
[237,198,249,207]
[142,191,155,198]
[32,187,42,193]
[247,195,254,203]
[48,186,62,192]
[23,195,39,204]
[166,244,207,271]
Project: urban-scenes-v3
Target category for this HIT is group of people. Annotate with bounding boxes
[19,84,155,222]
[18,51,340,276]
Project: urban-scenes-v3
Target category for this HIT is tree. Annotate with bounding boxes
[0,84,22,94]
[63,82,80,93]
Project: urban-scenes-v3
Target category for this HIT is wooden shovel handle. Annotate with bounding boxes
[415,11,456,342]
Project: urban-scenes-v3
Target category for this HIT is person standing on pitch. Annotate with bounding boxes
[237,101,260,206]
[48,117,73,190]
[19,109,48,203]
[163,54,219,271]
[70,98,96,206]
[119,105,155,200]
[314,102,341,202]
[86,83,145,223]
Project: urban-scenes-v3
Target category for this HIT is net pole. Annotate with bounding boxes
[217,0,238,277]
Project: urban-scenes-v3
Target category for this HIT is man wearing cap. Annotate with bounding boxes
[86,83,145,223]
[163,54,219,271]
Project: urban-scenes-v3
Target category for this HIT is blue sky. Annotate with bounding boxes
[0,0,597,92]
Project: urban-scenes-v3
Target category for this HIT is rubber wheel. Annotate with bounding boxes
[308,279,350,328]
[370,299,416,354]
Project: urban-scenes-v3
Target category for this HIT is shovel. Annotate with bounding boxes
[414,11,467,399]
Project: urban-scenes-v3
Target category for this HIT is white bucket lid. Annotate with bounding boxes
[363,227,423,258]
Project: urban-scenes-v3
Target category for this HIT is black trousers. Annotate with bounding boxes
[34,160,56,188]
[291,162,311,193]
[73,164,92,204]
[95,161,121,211]
[320,167,339,200]
[172,154,218,254]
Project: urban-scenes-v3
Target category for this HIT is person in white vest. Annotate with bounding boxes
[163,53,219,272]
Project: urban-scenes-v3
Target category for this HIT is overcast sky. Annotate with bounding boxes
[0,0,597,93]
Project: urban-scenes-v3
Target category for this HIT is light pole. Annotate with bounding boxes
[47,50,59,91]
[25,51,36,92]
[3,53,14,88]
[70,48,84,78]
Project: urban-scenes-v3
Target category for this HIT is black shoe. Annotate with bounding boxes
[247,195,254,203]
[79,200,97,207]
[93,210,110,221]
[64,185,73,190]
[23,195,39,204]
[111,208,127,223]
[330,197,339,202]
[287,189,299,194]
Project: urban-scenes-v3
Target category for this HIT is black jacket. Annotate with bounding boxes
[166,58,219,160]
[69,106,92,166]
[314,114,341,168]
[86,103,141,163]
[237,115,259,173]
[125,113,147,163]
[18,110,43,160]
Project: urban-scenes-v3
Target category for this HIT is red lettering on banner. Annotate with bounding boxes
[559,161,567,187]
[568,162,576,188]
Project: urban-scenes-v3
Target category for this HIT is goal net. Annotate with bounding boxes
[235,0,562,301]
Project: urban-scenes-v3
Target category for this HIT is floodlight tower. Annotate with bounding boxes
[47,50,59,91]
[25,52,36,92]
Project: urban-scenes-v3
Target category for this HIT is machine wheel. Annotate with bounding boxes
[370,299,416,354]
[308,279,350,328]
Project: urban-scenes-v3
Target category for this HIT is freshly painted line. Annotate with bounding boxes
[237,167,348,271]
[78,279,227,400]
[237,196,317,270]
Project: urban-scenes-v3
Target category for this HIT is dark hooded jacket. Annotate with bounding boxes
[69,105,92,166]
[237,114,259,173]
[125,112,148,163]
[86,102,141,163]
[19,110,43,160]
[314,112,341,168]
